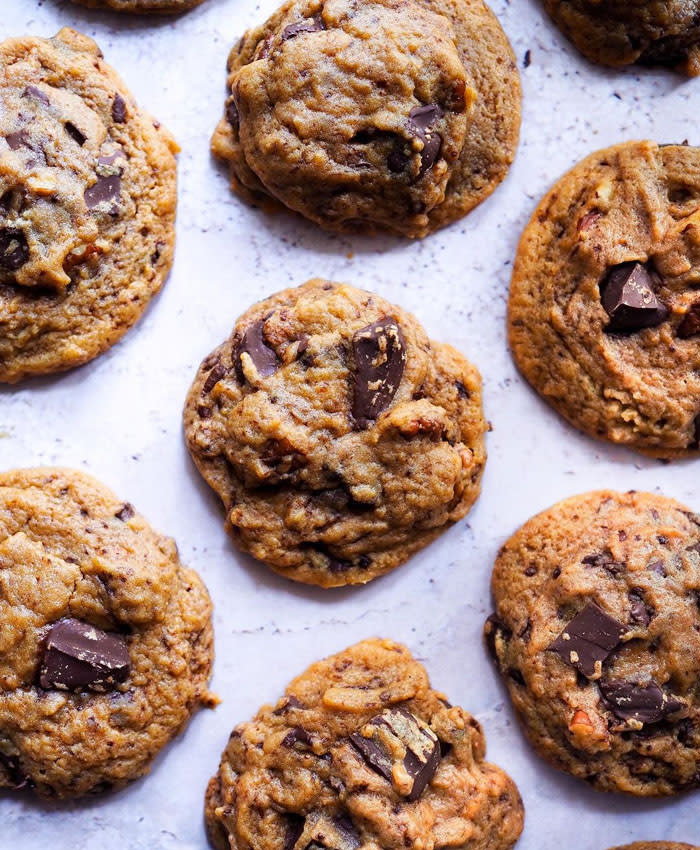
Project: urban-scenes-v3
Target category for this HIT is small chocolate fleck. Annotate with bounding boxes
[112,93,127,124]
[350,707,440,801]
[39,618,130,693]
[599,679,683,724]
[233,320,280,381]
[351,318,406,428]
[549,602,626,678]
[599,262,668,332]
[0,228,29,271]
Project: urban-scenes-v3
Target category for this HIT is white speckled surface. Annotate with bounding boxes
[2,0,700,847]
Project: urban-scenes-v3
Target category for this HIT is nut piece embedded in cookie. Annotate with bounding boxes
[184,279,487,587]
[0,468,214,798]
[0,28,178,383]
[487,489,700,795]
[204,638,524,850]
[509,140,700,458]
[211,0,520,238]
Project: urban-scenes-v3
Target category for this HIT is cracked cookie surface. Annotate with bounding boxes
[509,140,700,458]
[211,0,520,238]
[543,1,700,74]
[71,0,205,11]
[0,467,214,798]
[486,489,700,796]
[184,279,487,588]
[205,638,523,850]
[0,28,177,383]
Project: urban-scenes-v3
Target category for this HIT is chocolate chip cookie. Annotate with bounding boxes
[71,0,204,11]
[542,1,700,74]
[486,489,700,796]
[205,638,524,850]
[0,28,178,383]
[184,279,487,588]
[509,140,700,458]
[611,844,699,850]
[211,0,520,238]
[0,467,214,798]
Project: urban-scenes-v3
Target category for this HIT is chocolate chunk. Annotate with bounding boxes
[112,94,127,124]
[0,752,29,790]
[549,602,626,678]
[0,228,29,271]
[678,304,700,338]
[351,318,406,428]
[39,618,130,693]
[203,361,226,394]
[65,122,87,146]
[599,262,668,332]
[599,680,684,724]
[484,613,511,661]
[114,503,135,521]
[225,96,240,130]
[233,320,280,381]
[294,813,360,850]
[387,147,410,173]
[84,152,124,213]
[6,130,31,151]
[273,695,303,715]
[628,590,652,626]
[581,550,624,576]
[282,727,313,748]
[282,15,325,41]
[350,707,440,801]
[22,85,49,105]
[284,815,305,850]
[407,104,443,175]
[455,381,470,399]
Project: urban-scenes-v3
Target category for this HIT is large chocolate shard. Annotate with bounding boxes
[351,318,406,428]
[599,262,668,332]
[350,707,441,801]
[39,618,131,693]
[233,320,280,381]
[292,812,360,850]
[549,602,626,679]
[599,679,684,724]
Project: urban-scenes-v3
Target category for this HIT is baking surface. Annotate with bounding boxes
[2,0,699,847]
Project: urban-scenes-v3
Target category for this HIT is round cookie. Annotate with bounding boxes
[211,0,520,238]
[184,279,487,588]
[205,637,524,850]
[71,0,204,11]
[542,1,700,75]
[509,140,700,458]
[610,845,699,850]
[0,28,178,383]
[485,489,700,796]
[0,467,214,798]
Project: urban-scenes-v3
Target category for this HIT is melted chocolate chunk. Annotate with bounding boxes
[350,707,441,801]
[628,590,652,626]
[293,813,360,850]
[484,613,511,661]
[600,680,684,724]
[549,602,626,678]
[407,104,444,175]
[39,618,130,693]
[65,122,87,146]
[282,15,325,41]
[84,169,121,212]
[114,503,135,521]
[233,320,280,381]
[599,262,668,332]
[203,361,226,394]
[6,130,31,151]
[678,303,700,338]
[282,727,313,749]
[112,94,127,124]
[23,85,49,105]
[284,815,305,850]
[0,228,29,271]
[351,318,406,428]
[225,96,240,129]
[0,752,29,790]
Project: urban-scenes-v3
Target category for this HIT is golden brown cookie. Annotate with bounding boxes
[0,467,214,798]
[184,279,487,588]
[71,0,204,11]
[0,28,178,383]
[211,0,520,238]
[542,1,700,75]
[610,844,699,850]
[205,638,524,850]
[486,489,700,796]
[509,140,700,458]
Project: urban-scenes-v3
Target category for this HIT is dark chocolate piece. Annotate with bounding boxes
[0,228,29,271]
[282,727,313,748]
[84,152,124,213]
[549,602,626,678]
[225,96,240,130]
[0,752,29,790]
[6,130,31,151]
[628,590,652,627]
[407,104,443,175]
[233,320,280,381]
[112,94,127,124]
[282,15,325,41]
[599,679,684,724]
[23,85,49,105]
[351,318,406,428]
[39,618,130,693]
[599,262,668,332]
[350,707,440,801]
[114,503,135,521]
[678,304,700,338]
[294,813,360,850]
[484,613,511,661]
[65,122,87,146]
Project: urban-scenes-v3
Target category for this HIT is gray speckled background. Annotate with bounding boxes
[2,0,700,847]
